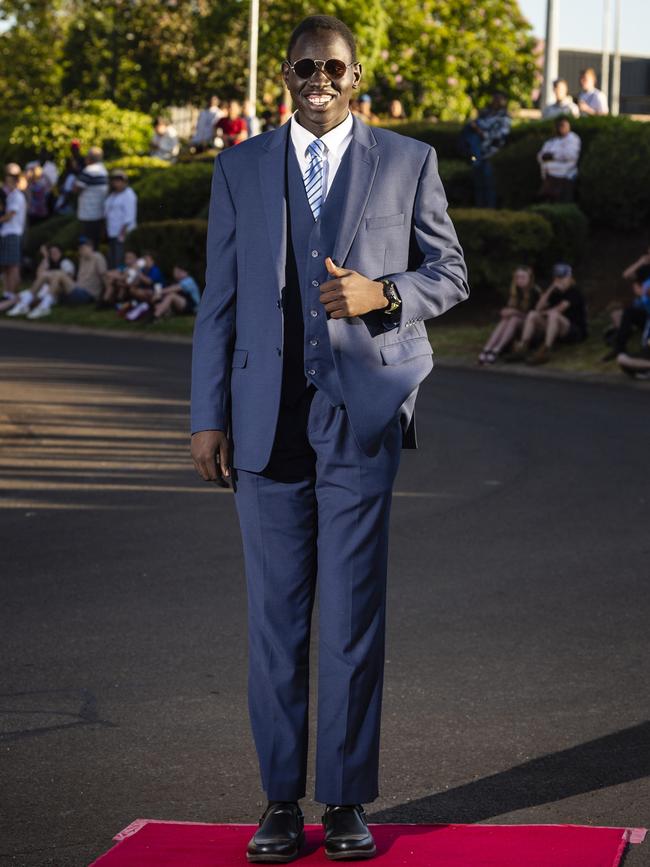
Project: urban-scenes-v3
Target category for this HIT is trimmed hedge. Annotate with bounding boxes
[106,155,170,185]
[438,159,474,207]
[450,208,553,290]
[527,203,589,270]
[126,219,208,283]
[578,123,650,229]
[133,163,214,222]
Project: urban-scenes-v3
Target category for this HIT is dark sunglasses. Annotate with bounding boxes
[284,57,356,81]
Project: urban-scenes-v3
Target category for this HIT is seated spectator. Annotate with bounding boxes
[617,347,650,380]
[127,250,164,300]
[190,96,222,152]
[104,169,138,269]
[152,265,201,320]
[216,101,249,148]
[25,165,52,226]
[462,92,511,208]
[478,266,541,364]
[537,117,581,203]
[6,243,76,318]
[542,78,580,119]
[99,249,141,307]
[577,68,609,116]
[40,236,107,306]
[150,117,180,162]
[602,266,650,361]
[509,263,587,365]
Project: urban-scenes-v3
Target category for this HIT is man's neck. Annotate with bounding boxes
[294,108,350,137]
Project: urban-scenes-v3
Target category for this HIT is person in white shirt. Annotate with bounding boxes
[191,96,223,151]
[150,117,180,162]
[74,146,109,248]
[578,68,609,116]
[537,117,582,203]
[104,169,138,268]
[542,78,580,120]
[0,163,27,297]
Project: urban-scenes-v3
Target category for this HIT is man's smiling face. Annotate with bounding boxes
[283,29,362,136]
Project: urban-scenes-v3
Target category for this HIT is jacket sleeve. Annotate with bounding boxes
[190,154,237,434]
[385,146,469,334]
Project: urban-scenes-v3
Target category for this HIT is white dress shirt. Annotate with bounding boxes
[289,110,354,200]
[0,188,26,236]
[537,131,581,180]
[104,186,138,239]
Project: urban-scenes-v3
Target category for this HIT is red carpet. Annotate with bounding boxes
[90,819,646,866]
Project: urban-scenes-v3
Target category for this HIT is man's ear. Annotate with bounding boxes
[353,62,363,90]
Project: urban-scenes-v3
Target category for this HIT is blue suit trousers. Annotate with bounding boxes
[231,384,402,804]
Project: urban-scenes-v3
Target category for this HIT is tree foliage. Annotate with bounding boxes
[0,0,536,120]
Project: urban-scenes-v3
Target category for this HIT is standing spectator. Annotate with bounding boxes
[54,157,79,216]
[104,170,138,269]
[150,116,180,162]
[578,68,609,116]
[542,78,580,119]
[356,93,379,123]
[74,146,109,248]
[388,98,407,120]
[478,266,541,364]
[243,99,262,138]
[42,237,107,306]
[216,101,249,148]
[152,265,201,320]
[467,92,511,208]
[510,263,587,365]
[537,117,581,203]
[0,163,27,300]
[191,96,222,151]
[25,165,51,226]
[38,148,59,189]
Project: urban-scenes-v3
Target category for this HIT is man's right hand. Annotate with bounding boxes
[191,430,231,487]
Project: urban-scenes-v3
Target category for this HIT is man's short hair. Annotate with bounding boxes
[580,67,597,78]
[287,14,357,62]
[553,78,568,88]
[87,146,104,162]
[555,116,570,129]
[4,162,21,178]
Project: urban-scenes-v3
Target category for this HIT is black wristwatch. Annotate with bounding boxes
[379,278,402,315]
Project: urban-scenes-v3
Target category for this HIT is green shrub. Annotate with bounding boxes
[0,100,152,165]
[106,155,170,184]
[133,163,214,222]
[450,208,553,290]
[578,123,650,229]
[382,121,464,159]
[492,131,547,208]
[438,159,474,207]
[23,215,76,257]
[126,219,207,283]
[527,203,589,269]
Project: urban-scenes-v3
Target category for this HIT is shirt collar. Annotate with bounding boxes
[290,110,353,159]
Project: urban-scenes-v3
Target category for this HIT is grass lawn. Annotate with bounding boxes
[6,301,626,380]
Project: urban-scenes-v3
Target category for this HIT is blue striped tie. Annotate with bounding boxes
[304,139,326,220]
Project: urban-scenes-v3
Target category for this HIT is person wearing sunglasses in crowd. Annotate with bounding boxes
[190,14,468,863]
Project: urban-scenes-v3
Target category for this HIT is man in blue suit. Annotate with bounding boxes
[191,14,468,862]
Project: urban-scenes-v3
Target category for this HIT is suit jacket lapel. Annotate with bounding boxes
[258,121,289,294]
[331,115,379,268]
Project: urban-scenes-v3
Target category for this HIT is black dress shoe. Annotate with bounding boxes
[246,801,305,863]
[322,804,377,860]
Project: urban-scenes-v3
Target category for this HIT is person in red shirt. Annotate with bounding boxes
[216,100,249,147]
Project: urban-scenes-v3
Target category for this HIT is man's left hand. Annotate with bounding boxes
[319,256,388,318]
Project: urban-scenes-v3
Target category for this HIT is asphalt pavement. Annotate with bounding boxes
[1,323,649,866]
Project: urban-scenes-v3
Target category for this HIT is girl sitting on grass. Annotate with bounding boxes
[478,266,541,365]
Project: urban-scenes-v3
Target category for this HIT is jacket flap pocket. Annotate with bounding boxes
[366,212,405,230]
[380,336,433,365]
[231,348,248,368]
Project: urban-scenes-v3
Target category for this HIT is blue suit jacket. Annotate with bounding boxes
[191,114,469,472]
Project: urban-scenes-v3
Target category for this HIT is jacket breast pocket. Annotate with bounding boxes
[366,212,405,230]
[380,336,433,365]
[231,348,248,368]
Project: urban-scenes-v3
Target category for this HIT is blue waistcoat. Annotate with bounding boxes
[280,136,351,408]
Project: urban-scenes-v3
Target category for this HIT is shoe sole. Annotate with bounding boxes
[325,846,377,860]
[246,832,304,863]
